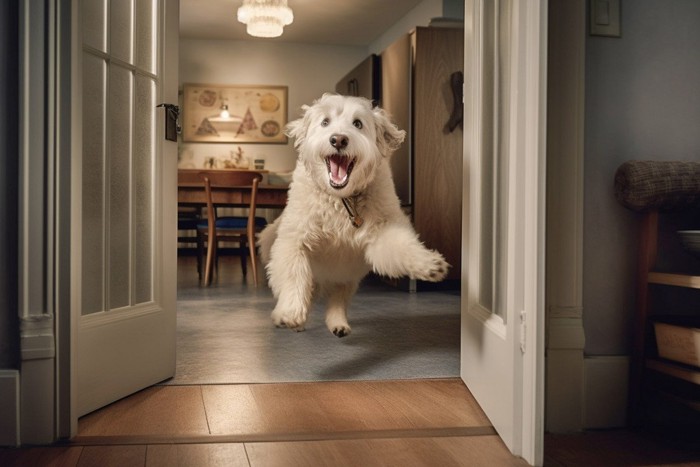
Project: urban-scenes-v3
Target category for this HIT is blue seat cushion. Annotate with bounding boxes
[197,216,267,230]
[178,218,199,230]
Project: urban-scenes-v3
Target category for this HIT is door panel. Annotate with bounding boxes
[133,75,156,303]
[107,64,133,309]
[76,0,178,417]
[81,53,107,315]
[461,0,545,464]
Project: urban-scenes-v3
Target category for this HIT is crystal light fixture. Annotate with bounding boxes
[237,0,294,38]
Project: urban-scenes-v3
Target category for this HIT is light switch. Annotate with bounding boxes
[590,0,621,37]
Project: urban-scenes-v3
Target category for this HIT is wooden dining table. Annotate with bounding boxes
[177,169,289,208]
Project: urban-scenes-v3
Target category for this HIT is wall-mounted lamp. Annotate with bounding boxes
[220,103,230,119]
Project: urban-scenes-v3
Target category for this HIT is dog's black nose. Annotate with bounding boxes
[330,134,349,150]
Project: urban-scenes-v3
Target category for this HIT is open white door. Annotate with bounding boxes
[461,1,546,465]
[73,0,179,416]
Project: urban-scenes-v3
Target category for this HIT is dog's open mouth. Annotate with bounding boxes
[325,154,356,189]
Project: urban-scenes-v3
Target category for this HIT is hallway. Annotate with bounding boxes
[172,255,461,385]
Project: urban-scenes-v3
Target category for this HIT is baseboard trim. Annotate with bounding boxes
[546,316,585,432]
[584,356,629,429]
[0,370,20,446]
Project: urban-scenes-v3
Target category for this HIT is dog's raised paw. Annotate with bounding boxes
[428,256,449,281]
[414,253,450,282]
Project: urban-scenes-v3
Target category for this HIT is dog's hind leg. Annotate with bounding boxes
[322,282,357,337]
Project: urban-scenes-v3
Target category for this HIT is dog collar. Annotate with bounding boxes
[341,197,363,228]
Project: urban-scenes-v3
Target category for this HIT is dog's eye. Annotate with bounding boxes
[321,118,329,127]
[353,119,363,129]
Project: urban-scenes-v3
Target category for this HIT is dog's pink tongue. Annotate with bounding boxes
[329,156,348,183]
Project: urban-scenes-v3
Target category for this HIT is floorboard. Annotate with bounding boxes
[74,379,492,443]
[145,444,249,467]
[78,386,209,437]
[245,435,529,467]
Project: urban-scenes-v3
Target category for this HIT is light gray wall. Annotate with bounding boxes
[0,1,20,369]
[442,0,465,19]
[584,0,700,354]
[369,0,442,54]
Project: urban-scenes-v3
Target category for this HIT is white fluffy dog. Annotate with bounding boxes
[259,94,449,337]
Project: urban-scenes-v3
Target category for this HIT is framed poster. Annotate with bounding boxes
[182,84,288,143]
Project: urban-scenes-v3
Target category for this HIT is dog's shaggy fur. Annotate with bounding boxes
[259,94,449,337]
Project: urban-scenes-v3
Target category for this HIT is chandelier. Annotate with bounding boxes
[237,0,294,38]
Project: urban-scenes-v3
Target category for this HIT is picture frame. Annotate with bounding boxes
[182,83,288,143]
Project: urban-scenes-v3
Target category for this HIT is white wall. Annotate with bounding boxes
[584,0,700,354]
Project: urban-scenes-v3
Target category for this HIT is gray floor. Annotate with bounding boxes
[165,256,461,385]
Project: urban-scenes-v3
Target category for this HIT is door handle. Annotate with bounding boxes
[157,103,180,141]
[446,71,463,133]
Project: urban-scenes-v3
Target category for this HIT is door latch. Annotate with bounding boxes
[156,103,180,142]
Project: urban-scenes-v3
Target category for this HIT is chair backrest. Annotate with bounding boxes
[178,169,206,185]
[199,170,264,232]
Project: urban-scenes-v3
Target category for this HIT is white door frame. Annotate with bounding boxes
[544,0,587,433]
[14,0,75,445]
[10,0,558,454]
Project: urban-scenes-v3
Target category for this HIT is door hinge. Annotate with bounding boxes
[520,310,527,354]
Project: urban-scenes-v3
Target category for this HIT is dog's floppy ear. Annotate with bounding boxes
[285,104,312,150]
[373,107,406,157]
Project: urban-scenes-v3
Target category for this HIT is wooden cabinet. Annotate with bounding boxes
[631,209,700,423]
[382,27,464,281]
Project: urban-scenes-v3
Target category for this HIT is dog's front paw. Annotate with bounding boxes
[329,323,352,338]
[325,307,352,338]
[271,308,307,332]
[413,251,450,282]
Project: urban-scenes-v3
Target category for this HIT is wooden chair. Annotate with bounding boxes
[177,173,204,278]
[198,170,267,286]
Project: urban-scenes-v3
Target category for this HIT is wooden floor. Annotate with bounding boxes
[0,379,529,466]
[5,257,699,465]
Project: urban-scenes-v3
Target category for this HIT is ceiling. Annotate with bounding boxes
[180,0,426,46]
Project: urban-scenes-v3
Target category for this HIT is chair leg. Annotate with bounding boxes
[248,235,259,287]
[204,236,216,286]
[196,233,204,279]
[240,239,248,278]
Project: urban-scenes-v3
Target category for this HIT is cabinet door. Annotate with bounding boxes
[381,34,412,207]
[413,27,464,279]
